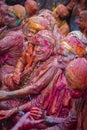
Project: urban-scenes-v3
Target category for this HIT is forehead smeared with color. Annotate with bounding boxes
[68,31,87,44]
[61,31,86,57]
[34,30,56,47]
[66,58,87,90]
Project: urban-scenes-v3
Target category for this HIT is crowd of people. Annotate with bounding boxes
[0,0,87,130]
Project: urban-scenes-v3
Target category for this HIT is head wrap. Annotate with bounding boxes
[61,31,86,57]
[66,58,87,90]
[34,30,56,47]
[69,31,87,44]
[8,4,26,19]
[24,0,38,16]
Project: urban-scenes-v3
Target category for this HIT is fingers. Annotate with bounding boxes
[0,110,8,120]
[34,119,45,124]
[30,111,43,120]
[13,74,20,85]
[30,107,43,119]
[5,74,15,90]
[30,107,43,114]
[29,115,34,120]
[30,107,42,111]
[30,110,42,115]
[0,110,6,116]
[0,109,15,120]
[30,113,42,120]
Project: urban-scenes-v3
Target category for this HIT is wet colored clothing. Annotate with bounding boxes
[0,30,24,66]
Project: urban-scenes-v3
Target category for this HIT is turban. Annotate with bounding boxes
[61,31,86,57]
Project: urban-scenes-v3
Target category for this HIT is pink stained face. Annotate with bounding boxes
[56,4,69,18]
[32,30,55,62]
[77,11,87,30]
[33,43,52,61]
[33,35,55,62]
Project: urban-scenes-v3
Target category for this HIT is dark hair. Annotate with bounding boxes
[5,0,26,5]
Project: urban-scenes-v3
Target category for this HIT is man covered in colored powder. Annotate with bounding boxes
[0,29,86,130]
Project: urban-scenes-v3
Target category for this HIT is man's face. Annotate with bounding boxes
[32,30,55,62]
[77,12,87,30]
[33,43,53,62]
[55,5,69,18]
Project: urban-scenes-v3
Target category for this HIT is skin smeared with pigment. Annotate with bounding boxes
[66,58,87,92]
[0,4,87,129]
[4,30,55,89]
[76,10,87,37]
[24,0,38,16]
[0,39,86,130]
[0,30,24,66]
[0,0,38,30]
[8,58,87,130]
[0,30,86,102]
[23,5,70,36]
[0,30,86,129]
[65,58,87,130]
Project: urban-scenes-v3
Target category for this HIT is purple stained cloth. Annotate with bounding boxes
[0,30,24,66]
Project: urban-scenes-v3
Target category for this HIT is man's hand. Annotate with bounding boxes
[56,4,69,18]
[0,109,15,120]
[13,73,21,85]
[30,107,44,120]
[11,112,45,130]
[5,74,15,90]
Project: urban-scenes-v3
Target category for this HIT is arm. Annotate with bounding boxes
[66,0,77,11]
[11,107,47,130]
[44,102,77,130]
[11,112,45,130]
[13,43,34,85]
[5,43,34,87]
[0,102,32,120]
[0,56,60,100]
[4,56,25,90]
[0,26,7,34]
[12,56,26,85]
[0,31,23,54]
[45,116,65,124]
[4,52,26,88]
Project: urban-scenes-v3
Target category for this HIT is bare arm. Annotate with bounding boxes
[0,56,60,101]
[0,31,23,54]
[0,102,32,120]
[12,56,26,85]
[44,102,77,130]
[66,0,77,11]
